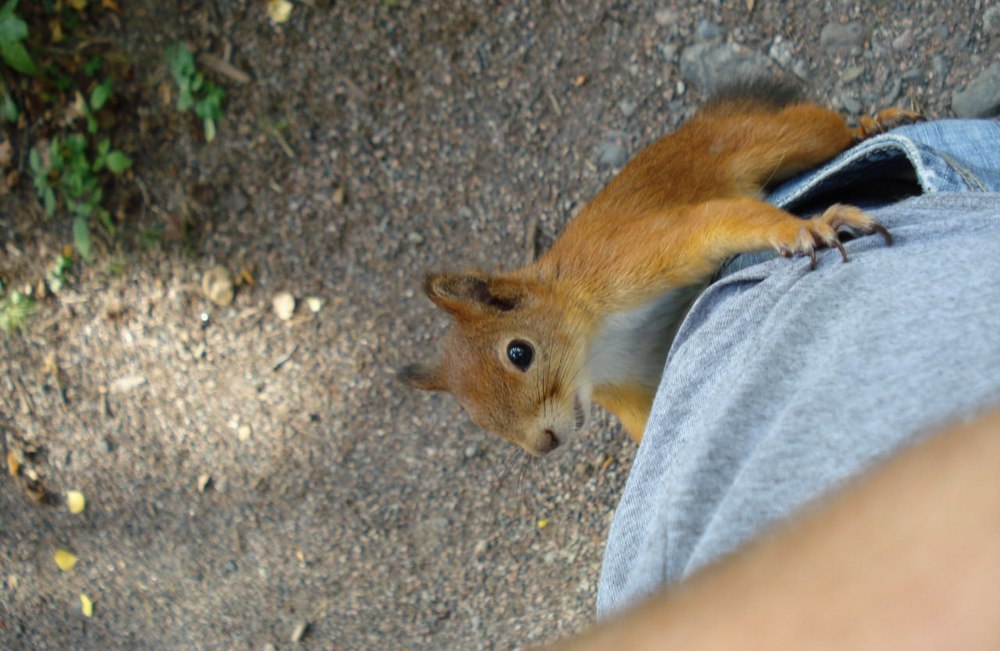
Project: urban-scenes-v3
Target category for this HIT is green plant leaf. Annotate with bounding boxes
[29,147,40,172]
[177,88,194,111]
[90,79,112,110]
[105,150,131,174]
[203,117,216,142]
[166,42,194,85]
[83,55,103,77]
[98,208,114,235]
[0,0,18,22]
[72,216,92,260]
[0,12,27,42]
[43,186,56,215]
[1,40,37,75]
[0,92,16,121]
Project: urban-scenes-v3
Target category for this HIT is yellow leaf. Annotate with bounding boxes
[49,17,64,44]
[66,490,86,514]
[6,450,20,477]
[537,519,549,529]
[80,594,93,617]
[54,549,79,571]
[68,0,88,10]
[267,0,293,24]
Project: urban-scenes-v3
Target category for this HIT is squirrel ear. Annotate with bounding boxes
[424,272,523,320]
[397,363,447,392]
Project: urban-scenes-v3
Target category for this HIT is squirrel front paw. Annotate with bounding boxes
[776,204,892,269]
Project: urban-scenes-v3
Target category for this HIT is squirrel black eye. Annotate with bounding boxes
[506,340,534,371]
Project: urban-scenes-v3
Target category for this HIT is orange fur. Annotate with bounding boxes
[401,90,916,455]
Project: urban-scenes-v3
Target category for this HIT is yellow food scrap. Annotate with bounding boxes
[54,549,79,571]
[537,519,549,529]
[80,594,93,617]
[266,0,293,24]
[66,490,86,514]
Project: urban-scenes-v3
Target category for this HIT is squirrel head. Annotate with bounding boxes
[399,271,592,456]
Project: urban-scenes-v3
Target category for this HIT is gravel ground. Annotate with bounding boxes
[1,1,998,649]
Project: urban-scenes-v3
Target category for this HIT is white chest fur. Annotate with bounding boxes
[587,287,701,389]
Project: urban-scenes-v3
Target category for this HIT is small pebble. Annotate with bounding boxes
[892,29,913,51]
[291,620,310,643]
[985,5,1000,33]
[238,425,252,441]
[653,8,677,26]
[596,140,627,168]
[695,20,723,43]
[305,296,323,313]
[463,444,479,459]
[221,187,248,214]
[820,21,865,53]
[841,65,865,83]
[792,59,812,81]
[109,375,147,394]
[768,36,793,67]
[839,94,863,115]
[952,61,1000,118]
[202,266,235,307]
[618,99,636,117]
[332,187,346,206]
[273,292,296,321]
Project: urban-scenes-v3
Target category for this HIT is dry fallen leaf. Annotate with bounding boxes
[0,139,11,169]
[66,490,86,514]
[267,0,293,24]
[80,593,94,617]
[101,0,123,13]
[197,474,212,493]
[54,549,79,571]
[68,0,88,10]
[6,450,20,477]
[49,17,64,43]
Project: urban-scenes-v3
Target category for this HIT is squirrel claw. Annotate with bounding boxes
[779,204,890,269]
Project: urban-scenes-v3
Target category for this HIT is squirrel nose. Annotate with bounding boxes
[539,429,561,453]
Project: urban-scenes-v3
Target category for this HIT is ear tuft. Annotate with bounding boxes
[423,272,523,319]
[397,363,446,392]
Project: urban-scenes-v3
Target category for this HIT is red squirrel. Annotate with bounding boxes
[400,79,919,456]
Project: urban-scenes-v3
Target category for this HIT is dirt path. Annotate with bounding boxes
[2,1,997,649]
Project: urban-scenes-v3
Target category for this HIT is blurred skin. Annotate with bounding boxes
[545,405,1000,651]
